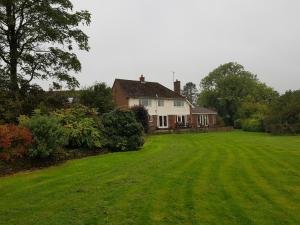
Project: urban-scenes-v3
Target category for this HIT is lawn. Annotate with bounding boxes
[0,131,299,225]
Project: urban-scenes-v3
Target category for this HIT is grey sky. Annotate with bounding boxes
[70,0,300,93]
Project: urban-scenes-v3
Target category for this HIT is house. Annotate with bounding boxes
[112,75,217,131]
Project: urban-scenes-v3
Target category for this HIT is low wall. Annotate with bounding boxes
[152,127,234,135]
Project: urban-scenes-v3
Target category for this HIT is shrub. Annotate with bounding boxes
[53,104,103,149]
[102,109,144,151]
[234,119,242,129]
[130,105,149,133]
[0,125,33,161]
[242,118,264,132]
[20,113,67,159]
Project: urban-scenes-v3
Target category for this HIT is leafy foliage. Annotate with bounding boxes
[198,62,278,125]
[0,0,91,117]
[54,104,103,149]
[264,90,300,134]
[79,82,114,114]
[0,125,32,161]
[37,90,79,114]
[235,102,268,131]
[0,85,46,123]
[102,109,144,152]
[20,113,67,159]
[241,118,264,132]
[130,105,149,133]
[182,82,198,104]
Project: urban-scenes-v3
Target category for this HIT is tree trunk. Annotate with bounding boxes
[6,1,19,95]
[5,0,21,116]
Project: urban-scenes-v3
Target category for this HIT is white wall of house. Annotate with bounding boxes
[128,98,190,116]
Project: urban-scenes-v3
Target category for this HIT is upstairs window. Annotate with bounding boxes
[158,100,164,107]
[174,100,184,107]
[139,98,151,107]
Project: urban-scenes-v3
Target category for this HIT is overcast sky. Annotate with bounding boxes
[69,0,300,93]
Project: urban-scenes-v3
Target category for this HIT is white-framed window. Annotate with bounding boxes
[139,98,151,107]
[176,115,187,125]
[174,100,184,107]
[198,115,208,126]
[158,99,164,107]
[158,115,168,128]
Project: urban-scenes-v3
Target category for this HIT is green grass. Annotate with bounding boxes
[0,131,299,225]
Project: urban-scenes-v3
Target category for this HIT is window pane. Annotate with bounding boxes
[163,116,167,127]
[159,116,163,127]
[158,100,164,107]
[177,116,181,122]
[174,100,184,107]
[139,99,151,106]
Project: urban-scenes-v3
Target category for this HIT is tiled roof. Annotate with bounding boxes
[192,106,217,114]
[114,79,186,99]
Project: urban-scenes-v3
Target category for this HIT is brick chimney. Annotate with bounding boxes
[140,75,145,82]
[174,80,181,94]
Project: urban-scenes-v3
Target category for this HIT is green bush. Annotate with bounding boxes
[19,113,67,159]
[54,104,103,149]
[102,109,144,151]
[241,118,264,132]
[234,119,242,129]
[130,105,149,133]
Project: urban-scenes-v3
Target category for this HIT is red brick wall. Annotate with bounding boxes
[168,115,176,129]
[208,115,216,126]
[149,115,157,132]
[191,114,198,128]
[112,82,129,109]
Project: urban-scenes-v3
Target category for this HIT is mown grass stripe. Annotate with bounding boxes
[0,132,299,225]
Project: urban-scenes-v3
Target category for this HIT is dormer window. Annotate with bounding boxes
[139,98,151,107]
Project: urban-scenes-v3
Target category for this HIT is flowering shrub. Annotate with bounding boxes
[53,104,103,149]
[0,125,33,161]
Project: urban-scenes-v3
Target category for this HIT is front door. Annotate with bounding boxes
[158,115,168,128]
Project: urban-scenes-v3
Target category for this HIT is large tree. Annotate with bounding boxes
[182,82,198,104]
[198,62,278,125]
[0,0,91,97]
[79,82,115,114]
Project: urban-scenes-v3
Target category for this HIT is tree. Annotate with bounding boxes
[0,0,91,101]
[264,90,300,134]
[182,82,198,104]
[79,82,114,114]
[198,62,278,125]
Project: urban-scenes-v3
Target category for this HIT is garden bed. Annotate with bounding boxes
[0,148,109,177]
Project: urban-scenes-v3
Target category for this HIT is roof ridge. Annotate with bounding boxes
[115,78,159,84]
[114,78,186,100]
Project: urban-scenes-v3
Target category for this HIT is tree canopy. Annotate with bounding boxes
[182,82,198,104]
[264,90,300,134]
[0,0,91,95]
[198,62,278,125]
[79,82,114,114]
